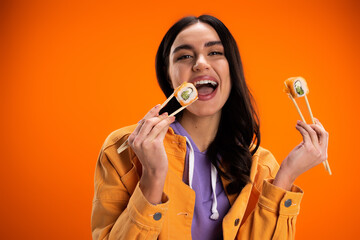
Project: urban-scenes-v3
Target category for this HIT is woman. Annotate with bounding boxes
[91,15,328,240]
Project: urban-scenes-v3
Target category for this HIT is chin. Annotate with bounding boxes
[185,104,222,118]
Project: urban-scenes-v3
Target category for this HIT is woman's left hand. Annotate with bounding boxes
[273,118,329,190]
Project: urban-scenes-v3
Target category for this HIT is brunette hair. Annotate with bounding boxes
[155,15,260,195]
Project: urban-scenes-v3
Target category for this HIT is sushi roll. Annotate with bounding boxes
[117,82,197,155]
[284,77,309,98]
[174,82,198,106]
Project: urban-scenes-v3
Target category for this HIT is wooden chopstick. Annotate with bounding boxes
[304,95,332,175]
[117,93,197,154]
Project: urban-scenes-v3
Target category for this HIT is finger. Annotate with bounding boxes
[310,124,329,149]
[132,104,162,138]
[156,116,176,141]
[143,104,162,119]
[314,117,325,130]
[133,113,169,146]
[295,123,312,144]
[297,121,321,149]
[130,121,144,142]
[147,116,175,142]
[311,124,329,162]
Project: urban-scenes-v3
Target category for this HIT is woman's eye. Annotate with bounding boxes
[177,55,192,60]
[209,51,223,56]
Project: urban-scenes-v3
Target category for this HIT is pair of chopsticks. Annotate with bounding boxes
[117,85,198,154]
[285,83,332,175]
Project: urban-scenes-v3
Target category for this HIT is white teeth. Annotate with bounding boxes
[194,80,218,87]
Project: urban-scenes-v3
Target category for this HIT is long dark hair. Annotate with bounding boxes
[155,15,260,195]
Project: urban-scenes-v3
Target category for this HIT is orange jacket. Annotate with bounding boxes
[91,125,304,240]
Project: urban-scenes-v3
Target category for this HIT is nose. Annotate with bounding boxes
[192,55,209,72]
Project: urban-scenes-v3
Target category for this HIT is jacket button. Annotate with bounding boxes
[153,212,162,221]
[234,218,240,226]
[284,199,292,207]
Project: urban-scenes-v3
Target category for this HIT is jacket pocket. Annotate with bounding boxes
[121,163,140,196]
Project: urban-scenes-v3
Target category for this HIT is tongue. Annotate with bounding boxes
[197,85,214,95]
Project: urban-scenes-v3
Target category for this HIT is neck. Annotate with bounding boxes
[178,110,221,152]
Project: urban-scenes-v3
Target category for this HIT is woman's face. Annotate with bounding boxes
[168,22,231,118]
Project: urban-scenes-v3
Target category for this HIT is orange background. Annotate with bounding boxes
[1,0,359,239]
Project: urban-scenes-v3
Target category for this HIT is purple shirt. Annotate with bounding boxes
[170,121,230,240]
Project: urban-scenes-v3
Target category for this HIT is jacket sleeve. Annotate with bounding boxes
[238,149,304,240]
[91,143,169,240]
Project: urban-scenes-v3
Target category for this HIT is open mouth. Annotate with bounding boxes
[194,80,219,96]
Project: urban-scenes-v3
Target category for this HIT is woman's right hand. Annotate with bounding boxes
[127,104,175,204]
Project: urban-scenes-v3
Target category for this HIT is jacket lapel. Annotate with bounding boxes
[222,152,259,240]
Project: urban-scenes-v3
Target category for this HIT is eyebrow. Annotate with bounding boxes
[172,41,223,55]
[204,41,222,47]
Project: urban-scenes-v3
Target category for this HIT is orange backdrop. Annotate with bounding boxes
[1,0,359,239]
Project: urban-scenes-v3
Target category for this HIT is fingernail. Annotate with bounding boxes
[162,112,168,117]
[155,104,161,108]
[169,116,175,122]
